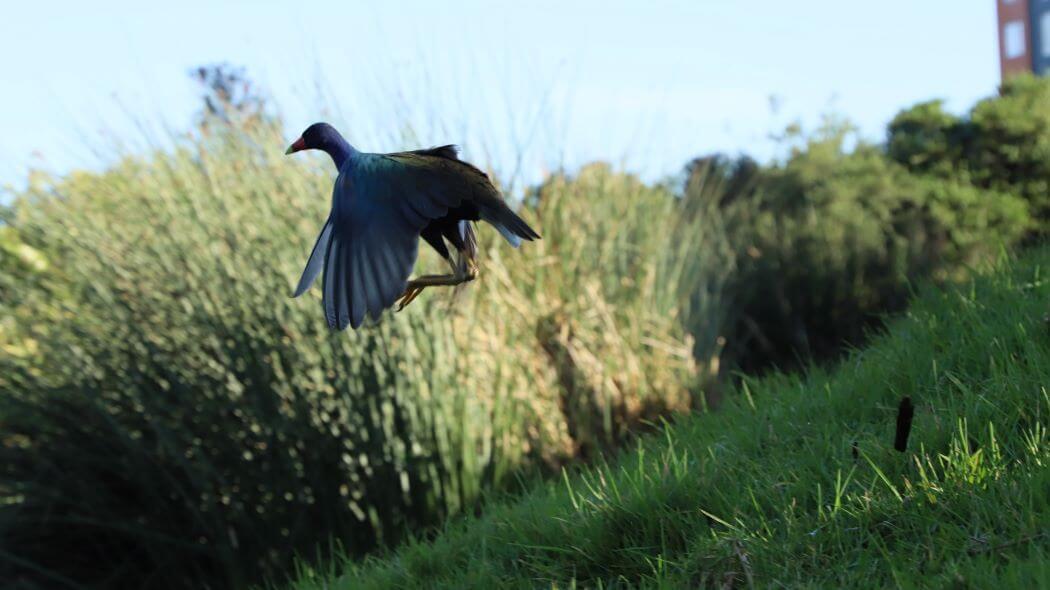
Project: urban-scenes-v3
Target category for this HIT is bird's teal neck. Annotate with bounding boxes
[324,136,356,170]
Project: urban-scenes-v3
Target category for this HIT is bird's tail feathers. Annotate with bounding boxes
[494,224,522,248]
[481,205,540,248]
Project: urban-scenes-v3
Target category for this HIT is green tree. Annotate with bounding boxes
[967,75,1050,223]
[886,99,967,178]
[688,122,1029,373]
[887,74,1050,231]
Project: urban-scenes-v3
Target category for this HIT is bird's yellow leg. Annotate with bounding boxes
[396,262,478,311]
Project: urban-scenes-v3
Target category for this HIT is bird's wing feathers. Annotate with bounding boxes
[312,151,481,330]
[321,219,418,330]
[297,148,538,330]
[384,148,540,245]
[404,144,460,160]
[380,148,500,212]
[292,216,333,298]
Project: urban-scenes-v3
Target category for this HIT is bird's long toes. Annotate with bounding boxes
[396,285,424,311]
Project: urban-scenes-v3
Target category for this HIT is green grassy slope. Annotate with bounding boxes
[287,247,1050,589]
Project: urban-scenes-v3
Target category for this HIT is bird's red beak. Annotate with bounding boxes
[285,136,306,155]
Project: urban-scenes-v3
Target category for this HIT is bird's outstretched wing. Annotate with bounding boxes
[294,147,537,330]
[384,147,540,247]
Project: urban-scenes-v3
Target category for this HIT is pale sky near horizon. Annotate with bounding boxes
[0,1,1000,194]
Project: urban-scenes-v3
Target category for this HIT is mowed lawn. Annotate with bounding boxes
[285,246,1050,589]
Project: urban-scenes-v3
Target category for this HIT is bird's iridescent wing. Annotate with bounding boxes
[292,216,332,297]
[383,148,540,246]
[313,150,472,330]
[297,147,538,330]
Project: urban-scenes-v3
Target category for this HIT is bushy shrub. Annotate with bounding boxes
[967,75,1050,222]
[888,74,1050,229]
[886,99,967,178]
[0,222,49,360]
[686,123,1029,373]
[0,125,718,588]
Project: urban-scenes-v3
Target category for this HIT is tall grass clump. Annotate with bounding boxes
[0,119,727,588]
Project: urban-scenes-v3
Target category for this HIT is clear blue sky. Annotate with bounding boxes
[0,1,999,192]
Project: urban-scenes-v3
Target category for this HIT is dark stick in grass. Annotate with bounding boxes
[894,396,914,452]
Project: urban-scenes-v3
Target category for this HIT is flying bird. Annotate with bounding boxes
[285,122,540,330]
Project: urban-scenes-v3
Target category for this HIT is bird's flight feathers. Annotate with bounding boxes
[296,145,539,330]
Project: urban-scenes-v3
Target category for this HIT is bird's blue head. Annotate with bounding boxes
[285,122,353,168]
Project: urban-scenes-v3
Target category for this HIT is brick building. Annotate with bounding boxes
[997,0,1050,78]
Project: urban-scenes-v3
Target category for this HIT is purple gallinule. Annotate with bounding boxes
[285,123,540,330]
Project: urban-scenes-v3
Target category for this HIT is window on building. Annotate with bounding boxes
[1004,20,1027,59]
[1043,11,1050,57]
